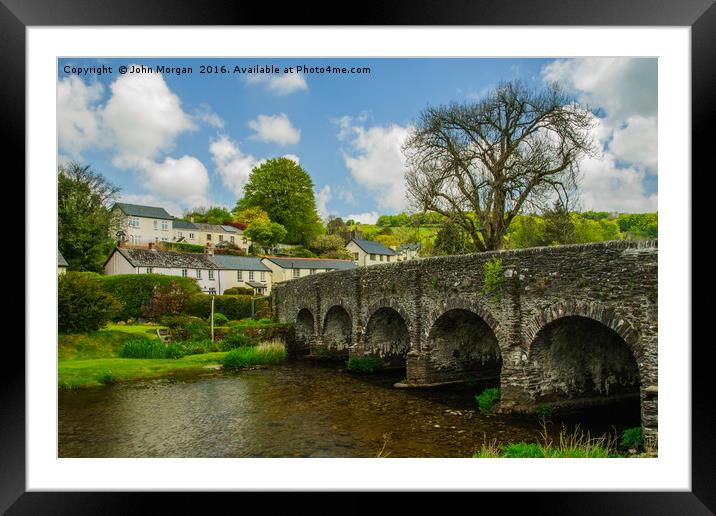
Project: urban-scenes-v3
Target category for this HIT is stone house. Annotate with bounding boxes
[345,238,396,266]
[210,255,272,295]
[261,257,357,283]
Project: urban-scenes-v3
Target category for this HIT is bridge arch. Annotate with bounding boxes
[294,308,316,352]
[424,298,504,348]
[322,304,353,351]
[525,302,642,413]
[362,300,412,367]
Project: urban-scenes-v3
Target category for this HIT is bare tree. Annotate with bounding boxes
[403,80,596,251]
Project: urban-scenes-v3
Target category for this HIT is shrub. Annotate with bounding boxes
[179,338,217,355]
[101,274,201,321]
[120,338,168,359]
[222,341,287,369]
[475,387,501,413]
[183,294,254,320]
[58,272,120,333]
[482,259,505,298]
[223,287,254,296]
[142,280,193,320]
[209,312,229,325]
[163,343,186,359]
[621,427,644,451]
[219,331,255,351]
[537,405,554,418]
[346,356,383,373]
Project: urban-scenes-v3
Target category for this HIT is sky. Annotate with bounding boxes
[57,57,657,223]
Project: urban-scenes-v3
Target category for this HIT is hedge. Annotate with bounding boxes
[223,286,255,295]
[58,272,120,333]
[101,274,202,321]
[182,294,269,321]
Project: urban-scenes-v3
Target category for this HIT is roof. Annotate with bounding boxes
[58,250,68,267]
[173,219,198,230]
[113,202,174,220]
[210,255,271,272]
[246,281,267,289]
[193,222,238,233]
[263,256,358,270]
[113,247,218,269]
[220,225,242,234]
[399,243,421,252]
[349,238,396,256]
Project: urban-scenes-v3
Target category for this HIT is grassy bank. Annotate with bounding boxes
[58,323,166,361]
[59,352,229,389]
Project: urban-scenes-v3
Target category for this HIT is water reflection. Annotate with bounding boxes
[58,360,640,458]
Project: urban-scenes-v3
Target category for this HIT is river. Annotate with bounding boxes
[58,360,640,457]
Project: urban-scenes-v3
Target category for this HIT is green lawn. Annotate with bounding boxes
[58,323,166,361]
[58,352,229,389]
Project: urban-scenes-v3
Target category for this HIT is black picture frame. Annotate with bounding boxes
[7,0,709,513]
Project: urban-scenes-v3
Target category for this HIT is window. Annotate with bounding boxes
[380,255,384,262]
[161,220,168,231]
[386,256,391,262]
[352,252,359,261]
[208,288,216,295]
[370,253,376,261]
[249,271,254,281]
[230,236,235,243]
[129,217,140,228]
[324,269,330,273]
[309,269,316,275]
[181,269,187,277]
[196,269,202,279]
[178,231,183,238]
[219,234,223,242]
[153,220,158,230]
[237,271,243,281]
[260,271,266,282]
[208,270,214,280]
[130,235,141,244]
[146,267,153,274]
[206,234,212,241]
[292,269,300,279]
[162,237,168,241]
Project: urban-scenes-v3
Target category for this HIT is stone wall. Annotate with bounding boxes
[273,240,658,438]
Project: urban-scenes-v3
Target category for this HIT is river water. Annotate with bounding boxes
[58,360,640,458]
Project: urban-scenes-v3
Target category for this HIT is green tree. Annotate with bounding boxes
[236,157,324,246]
[233,206,271,227]
[326,216,348,236]
[433,220,476,255]
[311,234,346,255]
[245,220,288,249]
[58,162,120,272]
[375,234,400,249]
[183,206,232,225]
[506,215,547,249]
[543,202,576,245]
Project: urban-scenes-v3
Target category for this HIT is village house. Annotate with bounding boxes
[111,202,175,245]
[396,243,421,262]
[192,222,250,253]
[345,238,396,266]
[58,250,68,275]
[210,254,272,295]
[104,244,222,294]
[261,256,357,283]
[172,218,199,244]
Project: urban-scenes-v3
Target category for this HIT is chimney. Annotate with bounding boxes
[204,242,213,255]
[118,239,126,248]
[148,242,155,250]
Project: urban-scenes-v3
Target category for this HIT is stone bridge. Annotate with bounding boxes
[272,240,658,439]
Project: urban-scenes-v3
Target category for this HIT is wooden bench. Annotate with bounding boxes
[156,328,172,345]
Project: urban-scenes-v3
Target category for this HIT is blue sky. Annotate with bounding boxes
[58,57,657,222]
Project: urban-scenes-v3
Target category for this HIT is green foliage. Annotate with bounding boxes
[374,234,400,249]
[617,213,658,239]
[346,356,383,373]
[501,443,545,458]
[101,274,201,321]
[219,331,255,351]
[58,162,121,272]
[621,427,644,450]
[58,272,121,333]
[505,215,546,249]
[236,157,324,246]
[158,314,210,341]
[245,220,288,248]
[232,206,270,226]
[311,234,347,255]
[178,338,217,355]
[543,202,576,245]
[433,220,475,255]
[209,312,229,325]
[223,287,254,296]
[182,294,267,321]
[281,246,316,258]
[325,216,348,236]
[482,259,505,298]
[120,338,168,359]
[141,280,193,320]
[221,342,287,369]
[183,206,232,225]
[160,242,205,253]
[537,405,554,418]
[475,387,501,413]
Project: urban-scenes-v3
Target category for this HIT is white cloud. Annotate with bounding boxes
[609,115,658,172]
[282,154,300,164]
[102,68,196,163]
[339,119,412,212]
[194,103,225,129]
[57,76,104,158]
[248,113,300,146]
[209,134,262,197]
[316,185,332,218]
[246,72,308,95]
[542,58,657,120]
[140,155,210,208]
[345,211,380,225]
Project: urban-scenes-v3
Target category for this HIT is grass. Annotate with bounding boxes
[475,387,501,413]
[58,323,166,361]
[222,340,287,369]
[473,422,622,458]
[58,352,229,389]
[346,356,383,373]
